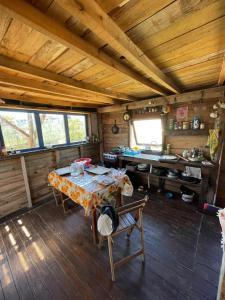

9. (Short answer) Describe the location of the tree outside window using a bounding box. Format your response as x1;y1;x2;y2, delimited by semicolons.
0;111;38;150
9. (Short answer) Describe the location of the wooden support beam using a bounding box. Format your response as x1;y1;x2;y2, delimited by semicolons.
57;0;180;94
218;55;225;86
20;156;32;208
0;102;97;113
0;73;113;104
0;86;100;108
98;86;225;113
0;54;136;102
0;0;167;96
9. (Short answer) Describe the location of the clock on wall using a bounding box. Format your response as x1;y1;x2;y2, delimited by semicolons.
123;111;130;122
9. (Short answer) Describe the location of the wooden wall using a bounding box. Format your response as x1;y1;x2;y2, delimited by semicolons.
101;101;216;155
164;101;216;156
101;112;129;152
0;158;27;218
100;91;221;203
0;143;100;219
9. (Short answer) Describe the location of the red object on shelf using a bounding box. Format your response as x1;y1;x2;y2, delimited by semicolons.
75;157;92;167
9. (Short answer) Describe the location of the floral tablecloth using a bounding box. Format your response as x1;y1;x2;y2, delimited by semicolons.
48;167;133;216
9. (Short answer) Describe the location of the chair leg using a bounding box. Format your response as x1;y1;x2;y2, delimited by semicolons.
52;188;60;206
98;234;104;249
139;210;145;263
107;236;115;281
126;225;135;240
62;198;68;214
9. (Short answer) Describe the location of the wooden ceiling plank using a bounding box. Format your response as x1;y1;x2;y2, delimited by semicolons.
46;49;85;74
218;55;225;86
0;73;114;104
57;0;179;94
0;54;136;101
0;10;12;42
144;17;225;68
162;50;225;73
0;0;167;95
29;39;67;69
132;0;224;51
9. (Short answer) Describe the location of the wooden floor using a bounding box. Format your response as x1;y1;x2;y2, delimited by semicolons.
0;192;222;300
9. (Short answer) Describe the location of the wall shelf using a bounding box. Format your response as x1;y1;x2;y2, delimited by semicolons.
165;129;208;136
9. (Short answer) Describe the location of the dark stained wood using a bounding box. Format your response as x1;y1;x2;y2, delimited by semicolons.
0;190;222;299
165;129;209;136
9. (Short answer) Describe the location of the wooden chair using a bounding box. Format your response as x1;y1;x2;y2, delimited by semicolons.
104;196;148;281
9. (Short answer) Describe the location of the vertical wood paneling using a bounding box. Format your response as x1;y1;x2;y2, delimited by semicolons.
0;143;100;218
101;112;129;152
0;158;27;218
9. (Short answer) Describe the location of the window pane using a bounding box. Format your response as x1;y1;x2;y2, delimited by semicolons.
40;113;66;146
0;111;38;150
133;119;162;147
68;115;87;143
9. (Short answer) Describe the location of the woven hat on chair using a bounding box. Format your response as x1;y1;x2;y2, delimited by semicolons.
97;205;119;236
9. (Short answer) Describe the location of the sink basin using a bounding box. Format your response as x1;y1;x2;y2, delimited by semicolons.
141;150;162;155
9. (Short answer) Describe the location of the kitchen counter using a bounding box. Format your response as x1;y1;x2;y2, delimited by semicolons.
118;154;215;209
119;153;214;171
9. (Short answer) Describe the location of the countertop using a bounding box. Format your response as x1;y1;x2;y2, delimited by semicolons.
118;153;215;170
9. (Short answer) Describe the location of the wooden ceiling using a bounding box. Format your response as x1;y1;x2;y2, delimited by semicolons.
0;0;224;109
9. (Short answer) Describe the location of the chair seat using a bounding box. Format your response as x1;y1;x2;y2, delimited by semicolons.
117;213;136;231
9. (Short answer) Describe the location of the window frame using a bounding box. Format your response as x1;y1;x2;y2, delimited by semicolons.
67;113;89;145
131;117;163;150
0;108;89;153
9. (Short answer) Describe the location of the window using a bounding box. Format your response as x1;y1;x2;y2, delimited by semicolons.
40;113;66;147
0;109;89;152
68;115;87;143
131;119;163;151
0;110;38;151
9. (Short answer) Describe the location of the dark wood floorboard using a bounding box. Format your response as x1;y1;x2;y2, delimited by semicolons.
0;191;222;300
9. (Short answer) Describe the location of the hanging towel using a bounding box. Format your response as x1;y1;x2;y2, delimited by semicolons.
207;129;220;160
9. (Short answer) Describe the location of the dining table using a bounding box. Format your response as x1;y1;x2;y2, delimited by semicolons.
48;166;133;244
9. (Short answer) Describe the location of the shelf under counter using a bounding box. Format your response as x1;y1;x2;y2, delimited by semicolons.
120;154;211;209
126;168;201;187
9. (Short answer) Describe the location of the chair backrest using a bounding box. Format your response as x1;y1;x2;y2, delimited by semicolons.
116;196;148;216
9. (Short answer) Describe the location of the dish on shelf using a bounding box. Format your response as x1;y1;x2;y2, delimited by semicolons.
161;155;177;160
167;174;178;179
137;164;149;171
182;193;194;202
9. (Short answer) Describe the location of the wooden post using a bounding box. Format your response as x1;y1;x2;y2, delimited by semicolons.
91;208;98;245
55;150;60;167
20;156;32;208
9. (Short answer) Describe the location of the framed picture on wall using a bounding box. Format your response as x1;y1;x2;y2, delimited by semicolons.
176;106;188;122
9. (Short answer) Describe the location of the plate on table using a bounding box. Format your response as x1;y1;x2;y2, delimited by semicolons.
94;175;115;186
55;166;71;176
87;166;110;175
